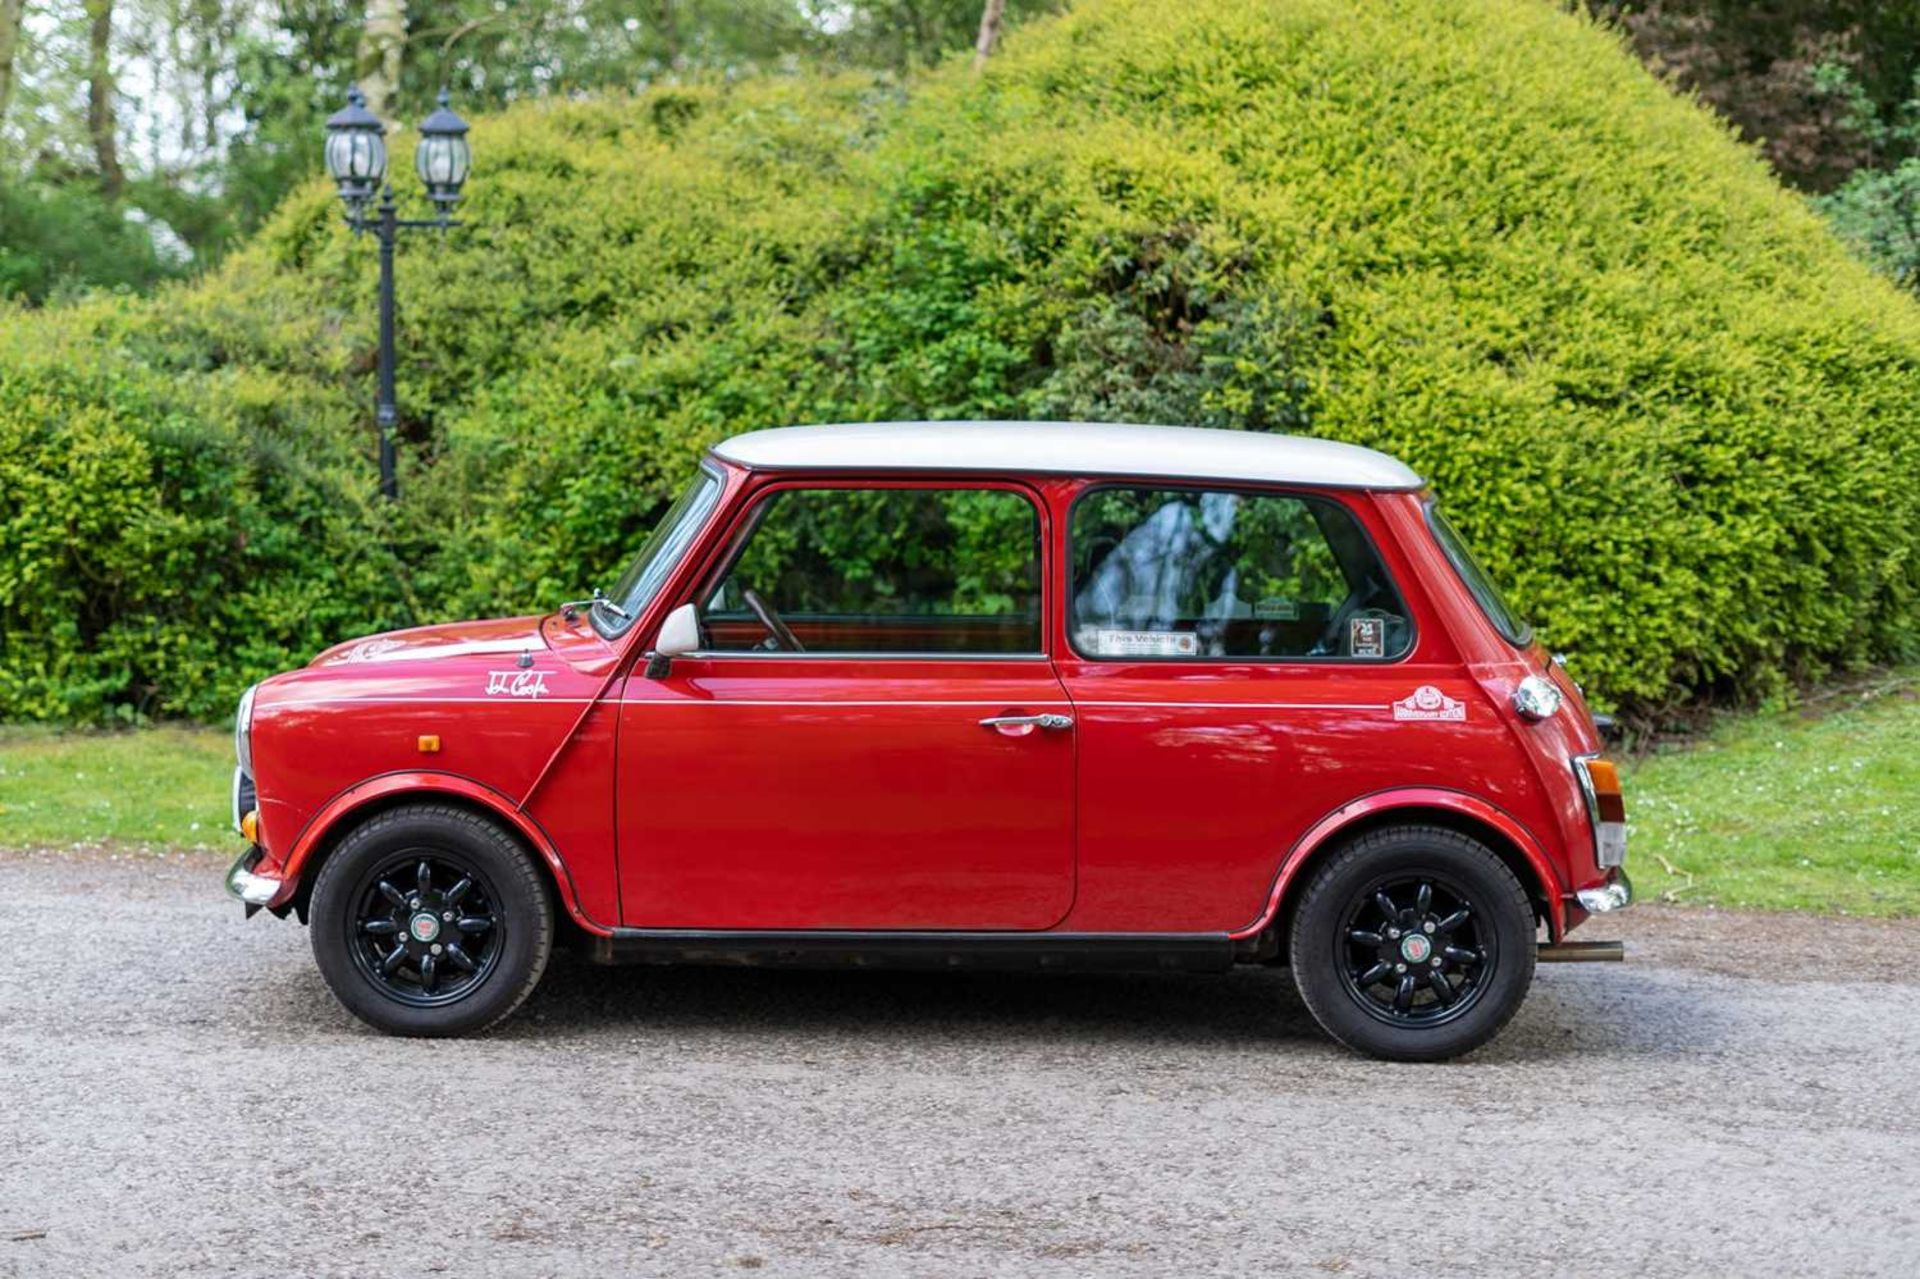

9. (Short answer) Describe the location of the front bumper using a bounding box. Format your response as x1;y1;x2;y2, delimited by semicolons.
1576;869;1633;914
225;846;284;912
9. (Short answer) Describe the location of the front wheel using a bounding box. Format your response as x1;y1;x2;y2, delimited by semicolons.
1288;825;1536;1061
310;804;554;1037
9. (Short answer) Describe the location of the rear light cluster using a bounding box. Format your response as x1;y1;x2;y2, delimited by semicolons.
1575;755;1627;868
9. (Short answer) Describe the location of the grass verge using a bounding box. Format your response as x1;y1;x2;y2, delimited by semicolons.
0;725;234;853
1625;673;1917;915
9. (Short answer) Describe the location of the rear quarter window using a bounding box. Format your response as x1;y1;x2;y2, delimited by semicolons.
1426;505;1532;646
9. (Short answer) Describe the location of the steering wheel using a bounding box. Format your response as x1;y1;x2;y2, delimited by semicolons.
742;588;806;653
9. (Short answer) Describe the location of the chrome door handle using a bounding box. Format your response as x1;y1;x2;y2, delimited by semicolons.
979;713;1074;732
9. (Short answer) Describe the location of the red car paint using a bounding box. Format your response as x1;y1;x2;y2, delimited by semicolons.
236;451;1616;947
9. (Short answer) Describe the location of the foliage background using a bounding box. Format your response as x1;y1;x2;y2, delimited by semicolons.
0;0;1065;303
2;0;1917;724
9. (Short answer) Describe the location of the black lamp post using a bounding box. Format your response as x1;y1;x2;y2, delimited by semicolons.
324;85;471;500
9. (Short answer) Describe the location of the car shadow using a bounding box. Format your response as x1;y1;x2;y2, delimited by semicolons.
499;951;1321;1051
473;949;1728;1061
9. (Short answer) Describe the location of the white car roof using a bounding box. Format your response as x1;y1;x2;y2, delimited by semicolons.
711;421;1423;491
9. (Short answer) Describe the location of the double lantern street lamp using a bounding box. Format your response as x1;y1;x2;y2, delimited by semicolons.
323;86;472;500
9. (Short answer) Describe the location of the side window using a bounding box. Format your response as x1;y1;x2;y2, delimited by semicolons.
1069;487;1412;661
703;487;1042;655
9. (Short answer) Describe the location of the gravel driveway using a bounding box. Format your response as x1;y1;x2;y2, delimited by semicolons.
2;848;1917;1278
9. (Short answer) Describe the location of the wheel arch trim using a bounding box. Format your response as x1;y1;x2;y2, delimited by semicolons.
275;770;612;936
1232;788;1567;944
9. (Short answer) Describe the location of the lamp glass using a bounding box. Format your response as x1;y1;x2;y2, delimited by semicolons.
414;132;471;191
325;127;386;185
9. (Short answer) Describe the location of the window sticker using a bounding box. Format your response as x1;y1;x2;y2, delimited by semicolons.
1091;629;1200;658
1254;597;1299;621
1393;684;1465;722
1349;616;1386;658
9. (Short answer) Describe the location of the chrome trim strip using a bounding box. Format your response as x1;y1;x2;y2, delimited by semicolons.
1075;700;1384;711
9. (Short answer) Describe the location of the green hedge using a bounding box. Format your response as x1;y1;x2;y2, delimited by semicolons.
2;0;1916;722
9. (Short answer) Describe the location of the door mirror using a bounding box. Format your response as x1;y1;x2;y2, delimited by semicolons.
645;602;700;678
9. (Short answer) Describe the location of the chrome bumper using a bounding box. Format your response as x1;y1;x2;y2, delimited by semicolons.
224;846;282;909
1576;869;1632;914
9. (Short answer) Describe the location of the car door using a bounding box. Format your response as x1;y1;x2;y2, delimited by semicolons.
1054;482;1471;933
615;478;1076;931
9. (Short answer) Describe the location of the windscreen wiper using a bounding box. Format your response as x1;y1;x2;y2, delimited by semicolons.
560;588;630;623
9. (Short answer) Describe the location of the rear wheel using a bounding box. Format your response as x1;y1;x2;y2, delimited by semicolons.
1288;825;1536;1061
310;804;553;1037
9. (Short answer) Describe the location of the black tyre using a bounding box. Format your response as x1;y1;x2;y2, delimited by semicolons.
310;804;554;1037
1288;825;1536;1062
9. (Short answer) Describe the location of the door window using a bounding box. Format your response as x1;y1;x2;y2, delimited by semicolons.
703;486;1042;654
1069;486;1412;660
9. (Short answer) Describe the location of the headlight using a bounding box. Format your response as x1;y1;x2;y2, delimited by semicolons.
234;683;258;776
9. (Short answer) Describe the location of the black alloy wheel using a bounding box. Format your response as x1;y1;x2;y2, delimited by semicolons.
310;804;553;1037
1337;873;1492;1027
1288;825;1537;1061
348;852;504;1007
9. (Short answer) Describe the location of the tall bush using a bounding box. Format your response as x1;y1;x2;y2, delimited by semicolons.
1;0;1915;722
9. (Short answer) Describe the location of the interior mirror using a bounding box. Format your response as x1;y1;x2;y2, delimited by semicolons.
645;602;700;678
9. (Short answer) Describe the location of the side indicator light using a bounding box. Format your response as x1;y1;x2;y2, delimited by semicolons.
239;809;261;845
418;734;441;754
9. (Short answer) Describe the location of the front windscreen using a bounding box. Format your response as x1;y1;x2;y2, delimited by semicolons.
592;466;724;638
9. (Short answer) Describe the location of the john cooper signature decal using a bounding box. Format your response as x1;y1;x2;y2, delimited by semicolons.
485;670;550;699
1392;684;1466;722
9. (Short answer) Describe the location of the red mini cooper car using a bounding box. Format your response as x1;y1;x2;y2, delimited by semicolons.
226;421;1629;1060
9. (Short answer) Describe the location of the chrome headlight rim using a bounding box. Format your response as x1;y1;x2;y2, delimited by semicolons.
234;683;258;777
